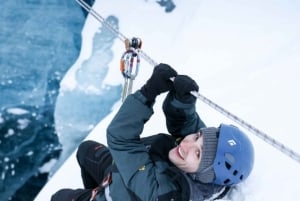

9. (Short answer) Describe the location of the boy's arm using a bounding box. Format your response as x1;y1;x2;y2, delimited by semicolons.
163;75;206;137
107;64;179;200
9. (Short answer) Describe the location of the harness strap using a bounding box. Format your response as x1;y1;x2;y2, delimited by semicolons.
88;173;112;201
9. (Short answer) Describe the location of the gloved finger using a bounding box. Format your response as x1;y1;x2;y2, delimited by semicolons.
155;63;177;80
174;75;199;93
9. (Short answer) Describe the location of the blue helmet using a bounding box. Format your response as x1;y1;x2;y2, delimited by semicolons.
213;124;254;186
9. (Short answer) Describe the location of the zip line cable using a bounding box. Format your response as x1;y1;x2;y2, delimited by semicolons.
75;0;300;164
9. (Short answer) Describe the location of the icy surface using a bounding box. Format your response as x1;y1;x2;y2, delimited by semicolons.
53;15;122;172
0;0;85;200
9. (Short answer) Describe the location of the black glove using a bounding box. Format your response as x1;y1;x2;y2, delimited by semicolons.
173;75;199;104
141;63;177;102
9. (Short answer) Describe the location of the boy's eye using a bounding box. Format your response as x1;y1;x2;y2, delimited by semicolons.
195;132;202;140
196;150;200;158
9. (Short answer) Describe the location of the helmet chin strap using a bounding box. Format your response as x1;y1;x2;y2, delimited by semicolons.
198;164;214;174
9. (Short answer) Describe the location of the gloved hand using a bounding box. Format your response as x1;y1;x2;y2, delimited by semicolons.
173;75;199;104
141;63;177;102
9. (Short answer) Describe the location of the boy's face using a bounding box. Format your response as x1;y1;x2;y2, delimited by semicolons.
168;132;203;173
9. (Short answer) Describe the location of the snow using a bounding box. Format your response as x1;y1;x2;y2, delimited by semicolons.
35;0;300;200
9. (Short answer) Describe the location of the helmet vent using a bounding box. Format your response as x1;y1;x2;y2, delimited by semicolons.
225;161;231;170
224;179;231;184
240;175;244;180
233;170;238;175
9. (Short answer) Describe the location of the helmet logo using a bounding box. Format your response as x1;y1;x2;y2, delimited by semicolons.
227;139;237;146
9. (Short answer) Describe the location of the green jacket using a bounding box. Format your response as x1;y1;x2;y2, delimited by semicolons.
104;90;220;201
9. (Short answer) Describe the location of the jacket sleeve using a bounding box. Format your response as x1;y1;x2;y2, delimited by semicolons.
162;91;206;137
106;91;178;201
